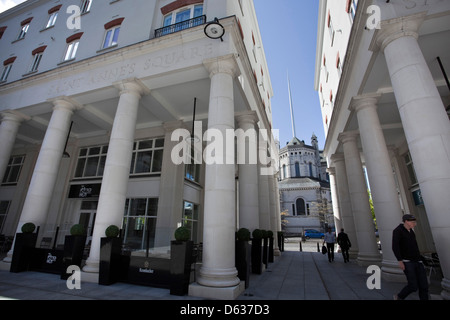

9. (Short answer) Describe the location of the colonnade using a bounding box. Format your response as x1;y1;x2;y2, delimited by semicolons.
327;13;450;298
0;54;280;299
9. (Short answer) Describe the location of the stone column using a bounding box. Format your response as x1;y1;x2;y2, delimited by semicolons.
258;129;271;231
0;111;30;182
83;80;148;273
14;99;78;232
350;94;404;280
338;132;381;266
330;153;358;258
191;55;242;300
236;111;259;232
155;120;186;247
374;13;450;298
327;167;343;234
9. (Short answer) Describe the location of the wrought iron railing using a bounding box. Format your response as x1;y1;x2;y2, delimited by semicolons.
154;15;206;38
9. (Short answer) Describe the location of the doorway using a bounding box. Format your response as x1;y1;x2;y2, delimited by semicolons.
78;200;97;244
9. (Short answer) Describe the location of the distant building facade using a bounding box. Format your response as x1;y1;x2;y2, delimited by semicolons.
278;134;332;235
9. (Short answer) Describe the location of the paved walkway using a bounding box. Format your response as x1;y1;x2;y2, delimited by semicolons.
0;244;443;301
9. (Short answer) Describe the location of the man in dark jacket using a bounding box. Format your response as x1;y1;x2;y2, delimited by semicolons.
337;228;351;263
392;214;429;300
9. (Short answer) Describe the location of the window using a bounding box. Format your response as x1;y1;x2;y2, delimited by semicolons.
80;0;92;14
64;40;79;61
183;201;199;242
404;152;418;185
64;33;83;61
122;198;158;251
0;57;15;82
29;46;46;73
130;138;164;175
45;5;62;28
295;198;306;216
101;18;124;49
295;162;300;177
185;143;201;183
2;155;25;185
0;201;11;233
0;26;6;39
74;145;108;178
17;18;32;40
160;4;203;35
102;25;120;49
328;14;335;46
347;0;358;23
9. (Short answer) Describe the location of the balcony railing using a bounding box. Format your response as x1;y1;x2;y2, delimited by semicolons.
155;15;206;38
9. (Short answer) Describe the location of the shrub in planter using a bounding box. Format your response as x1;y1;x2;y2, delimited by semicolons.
174;226;190;242
70;224;86;236
251;229;263;274
62;224;87;279
237;228;250;241
105;225;120;238
170;227;193;296
236;228;251;288
21;222;36;234
99;225;124;286
10;222;38;273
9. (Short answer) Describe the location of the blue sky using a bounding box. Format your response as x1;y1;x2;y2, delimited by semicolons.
254;0;324;149
0;0;325;149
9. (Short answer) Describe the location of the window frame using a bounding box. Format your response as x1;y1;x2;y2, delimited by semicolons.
17;23;29;40
64;39;80;61
102;25;121;49
80;0;92;14
163;4;203;27
46;11;59;29
2;155;25;185
130;138;165;176
0;63;12;82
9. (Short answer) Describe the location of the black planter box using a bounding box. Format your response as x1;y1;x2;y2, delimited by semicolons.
29;248;64;274
251;238;263;274
269;237;274;263
99;237;126;285
128;255;171;288
235;240;250;288
10;233;38;273
278;232;284;252
262;237;269;267
170;240;193;296
61;235;87;279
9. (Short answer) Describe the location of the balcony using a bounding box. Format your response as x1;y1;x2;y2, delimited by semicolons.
155;15;206;38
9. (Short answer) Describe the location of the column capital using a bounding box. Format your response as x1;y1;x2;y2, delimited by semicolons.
114;78;150;96
203;54;240;79
326;167;336;175
338;131;359;144
330;153;345;164
1;110;31;123
235;110;257;127
370;12;426;53
349;93;381;113
49;96;83;112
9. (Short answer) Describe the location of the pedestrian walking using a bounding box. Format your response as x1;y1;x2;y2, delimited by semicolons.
323;227;335;262
337;228;351;263
392;214;429;300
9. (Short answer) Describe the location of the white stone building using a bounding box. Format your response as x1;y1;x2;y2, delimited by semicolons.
315;0;450;298
278;134;333;235
0;0;280;299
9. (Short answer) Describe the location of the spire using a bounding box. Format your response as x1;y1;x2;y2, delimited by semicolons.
287;71;297;139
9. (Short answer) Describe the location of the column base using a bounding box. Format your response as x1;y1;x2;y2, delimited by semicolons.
381;261;406;282
356;253;382;267
80;270;99;283
189;281;245;300
82;259;100;274
274;248;281;256
441;278;450;300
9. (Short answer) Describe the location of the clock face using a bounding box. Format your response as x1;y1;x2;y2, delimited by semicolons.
204;22;225;40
